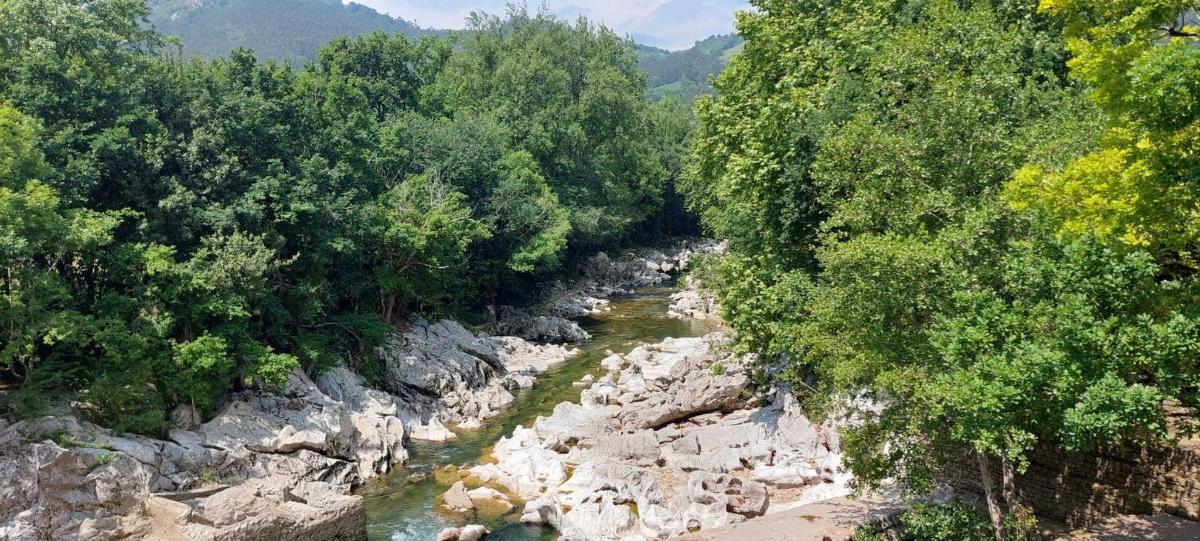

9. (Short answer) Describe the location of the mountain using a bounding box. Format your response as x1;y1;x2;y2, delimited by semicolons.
147;0;742;100
148;0;433;64
637;34;743;102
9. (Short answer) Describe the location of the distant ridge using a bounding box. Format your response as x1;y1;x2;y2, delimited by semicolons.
637;34;743;102
148;0;435;64
147;0;741;100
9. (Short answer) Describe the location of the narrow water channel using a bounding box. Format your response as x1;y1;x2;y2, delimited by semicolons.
358;285;715;541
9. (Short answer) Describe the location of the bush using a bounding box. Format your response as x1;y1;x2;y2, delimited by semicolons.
850;526;889;541
902;501;994;541
78;372;169;436
893;500;1038;541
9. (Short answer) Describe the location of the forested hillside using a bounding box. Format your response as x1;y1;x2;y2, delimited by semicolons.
145;0;742;100
0;0;690;435
637;34;743;101
683;0;1200;537
148;0;432;64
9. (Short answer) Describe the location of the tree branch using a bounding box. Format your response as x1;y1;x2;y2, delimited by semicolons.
1159;26;1200;38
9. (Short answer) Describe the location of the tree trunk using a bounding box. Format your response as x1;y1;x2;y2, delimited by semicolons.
382;294;396;325
1001;456;1017;513
977;452;1006;541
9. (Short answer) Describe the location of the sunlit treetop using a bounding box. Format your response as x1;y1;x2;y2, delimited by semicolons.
1008;0;1200;258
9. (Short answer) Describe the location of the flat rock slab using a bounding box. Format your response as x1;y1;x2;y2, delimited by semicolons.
671;497;900;541
1055;514;1200;541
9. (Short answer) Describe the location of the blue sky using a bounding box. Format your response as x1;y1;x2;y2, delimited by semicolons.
349;0;752;50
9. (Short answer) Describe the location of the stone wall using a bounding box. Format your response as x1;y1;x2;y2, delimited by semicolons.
952;442;1200;527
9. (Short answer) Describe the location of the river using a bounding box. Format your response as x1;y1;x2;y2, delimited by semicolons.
358;284;716;541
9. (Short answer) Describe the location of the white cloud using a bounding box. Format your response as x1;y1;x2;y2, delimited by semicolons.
347;0;750;50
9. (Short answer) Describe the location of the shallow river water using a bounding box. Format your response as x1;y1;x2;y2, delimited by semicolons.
359;285;716;541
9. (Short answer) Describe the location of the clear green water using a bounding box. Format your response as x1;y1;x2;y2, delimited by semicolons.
359;286;715;541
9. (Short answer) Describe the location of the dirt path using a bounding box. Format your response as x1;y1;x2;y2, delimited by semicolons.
1054;514;1200;541
672;497;901;541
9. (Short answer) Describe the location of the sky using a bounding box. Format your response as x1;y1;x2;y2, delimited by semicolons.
348;0;752;50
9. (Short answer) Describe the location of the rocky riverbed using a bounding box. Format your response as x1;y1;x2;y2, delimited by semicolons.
457;335;851;540
0;240;722;541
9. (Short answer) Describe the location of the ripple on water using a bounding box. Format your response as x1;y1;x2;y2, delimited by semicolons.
358;286;717;541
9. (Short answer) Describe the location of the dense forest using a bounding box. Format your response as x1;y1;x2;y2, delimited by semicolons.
148;0;432;65
145;0;739;102
5;0;1200;538
637;34;743;101
148;0;433;65
682;0;1200;537
0;0;691;435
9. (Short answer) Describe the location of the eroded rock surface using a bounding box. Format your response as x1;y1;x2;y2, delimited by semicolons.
669;276;721;322
544;239;724;320
0;412;369;540
377;318;581;435
0;241;731;540
490;313;591;344
468;333;851;540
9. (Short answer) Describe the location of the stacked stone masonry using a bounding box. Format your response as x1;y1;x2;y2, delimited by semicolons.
954;442;1200;527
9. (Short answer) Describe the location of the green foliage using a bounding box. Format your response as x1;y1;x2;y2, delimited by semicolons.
0;105;48;186
488;152;572;273
370;174;488;320
433;8;670;249
896;501;1038;541
1008;0;1200;258
167;335;234;414
849;526;888;541
901;501;995;541
79;370;170;436
682;0;1200;522
0;1;684;434
637;35;743;102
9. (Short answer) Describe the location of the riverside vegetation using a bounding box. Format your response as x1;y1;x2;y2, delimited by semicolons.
2;0;1200;540
0;0;696;435
681;0;1200;538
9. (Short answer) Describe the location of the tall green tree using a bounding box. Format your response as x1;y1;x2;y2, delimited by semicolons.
434;7;667;248
683;1;1200;538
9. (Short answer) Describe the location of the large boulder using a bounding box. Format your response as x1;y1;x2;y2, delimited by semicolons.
470;426;569;499
558;495;639;541
378;317;501;397
520;495;564;527
0;362;406;541
494;337;579;375
669;284;721;322
615;337;750;430
436;524;488;541
491;314;591;344
0;418;155;540
581;252;670;293
151;476;365;540
442;481;474;512
466;330;855;541
194;368;408;489
314;366;408;477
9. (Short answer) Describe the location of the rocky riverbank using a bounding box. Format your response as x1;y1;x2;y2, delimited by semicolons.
0;240;723;541
446;333;852;541
668;274;721;322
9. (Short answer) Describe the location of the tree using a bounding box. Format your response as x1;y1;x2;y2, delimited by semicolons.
0;0;677;436
0;105;126;389
682;1;1200;538
369;174;488;324
433;6;667;249
487;151;571;273
1008;0;1200;261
